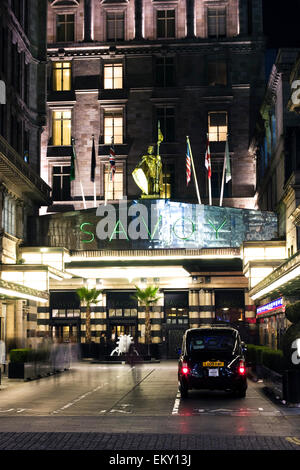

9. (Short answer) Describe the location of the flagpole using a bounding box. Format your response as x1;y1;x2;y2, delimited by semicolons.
187;136;201;205
207;133;212;206
219;144;226;207
111;136;115;200
105;162;110;205
72;138;87;209
94;180;97;207
219;135;230;207
92;135;97;208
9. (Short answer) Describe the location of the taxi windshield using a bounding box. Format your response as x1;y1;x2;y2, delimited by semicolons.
187;331;236;354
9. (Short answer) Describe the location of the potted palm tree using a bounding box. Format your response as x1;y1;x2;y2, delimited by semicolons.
131;285;161;359
76;287;102;356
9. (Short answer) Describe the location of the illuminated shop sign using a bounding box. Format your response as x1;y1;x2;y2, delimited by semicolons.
256;297;284;316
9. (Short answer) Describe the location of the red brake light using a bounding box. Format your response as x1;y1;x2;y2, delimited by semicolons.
238;361;246;375
182;362;189;375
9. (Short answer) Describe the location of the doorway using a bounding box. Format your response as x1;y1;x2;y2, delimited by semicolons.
214;289;245;323
51;324;79;343
109;324;137;343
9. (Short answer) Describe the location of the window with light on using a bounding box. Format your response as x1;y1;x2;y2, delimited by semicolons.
104;111;123;144
208;111;228;142
52;110;72;146
104;63;123;89
104;166;123;200
53;62;71;91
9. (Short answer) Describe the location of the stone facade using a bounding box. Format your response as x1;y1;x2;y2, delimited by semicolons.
41;0;265;213
0;0;51;352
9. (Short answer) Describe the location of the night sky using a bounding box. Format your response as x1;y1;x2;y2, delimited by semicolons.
263;0;300;47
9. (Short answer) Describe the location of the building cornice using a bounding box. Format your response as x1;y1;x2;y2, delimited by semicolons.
47;38;264;59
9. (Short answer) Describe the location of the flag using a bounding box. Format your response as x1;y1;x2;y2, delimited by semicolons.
158;120;164;143
70;137;76;181
205;135;211;179
225;138;231;183
186;140;191;185
109;137;116;182
90;136;96;182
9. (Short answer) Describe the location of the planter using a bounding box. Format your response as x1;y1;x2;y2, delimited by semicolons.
8;362;36;380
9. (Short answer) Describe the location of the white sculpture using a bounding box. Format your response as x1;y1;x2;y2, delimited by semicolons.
110;334;139;356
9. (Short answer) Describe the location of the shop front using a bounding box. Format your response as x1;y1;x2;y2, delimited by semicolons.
256;297;287;349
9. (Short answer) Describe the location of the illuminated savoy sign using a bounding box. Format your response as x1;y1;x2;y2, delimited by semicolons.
256;297;284;316
76;199;278;250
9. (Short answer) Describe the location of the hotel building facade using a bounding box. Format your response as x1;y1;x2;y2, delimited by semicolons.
1;0;294;359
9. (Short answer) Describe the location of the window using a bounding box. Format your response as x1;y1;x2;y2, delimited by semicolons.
104;110;123;144
107;291;138;316
104;63;123;89
156;107;175;142
52;110;71;146
53;62;72;91
56;14;75;42
208;112;227;142
52;166;71;201
155;57;175;87
157;10;175;38
160;165;173;198
52;309;80;318
207;7;226;38
2;196;16;236
104;165;123;200
207;59;227;86
106;12;124;41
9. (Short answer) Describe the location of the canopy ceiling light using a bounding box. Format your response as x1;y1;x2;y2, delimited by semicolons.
251;265;300;300
66;266;190;279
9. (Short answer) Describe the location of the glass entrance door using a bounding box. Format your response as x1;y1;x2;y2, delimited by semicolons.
110;324;136;343
51;324;78;343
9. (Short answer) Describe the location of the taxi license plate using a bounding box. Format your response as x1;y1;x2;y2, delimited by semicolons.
209;369;219;377
203;361;224;367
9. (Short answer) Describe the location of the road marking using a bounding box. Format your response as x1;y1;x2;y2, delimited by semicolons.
286;437;300;446
172;391;181;415
51;383;105;414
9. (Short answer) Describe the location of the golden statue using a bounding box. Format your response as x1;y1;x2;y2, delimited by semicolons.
132;145;163;197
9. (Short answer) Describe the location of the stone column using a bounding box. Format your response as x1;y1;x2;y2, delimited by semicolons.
134;0;143;40
199;289;213;326
186;0;195;38
152;293;164;345
15;300;25;348
84;0;93;42
189;289;199;328
244;288;257;338
6;302;15;350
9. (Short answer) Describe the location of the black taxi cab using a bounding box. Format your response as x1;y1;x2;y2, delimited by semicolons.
178;326;247;398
